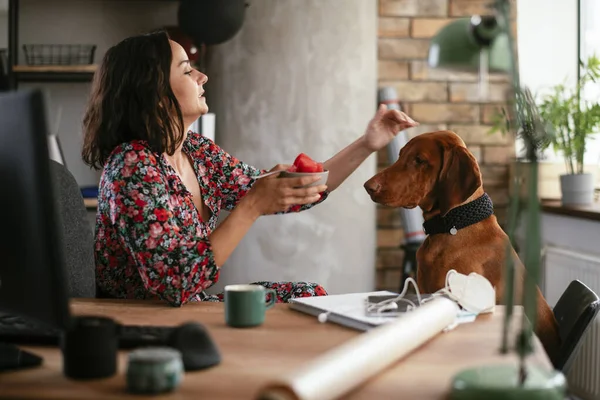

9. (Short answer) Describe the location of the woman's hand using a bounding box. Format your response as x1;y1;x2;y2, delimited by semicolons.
362;104;419;152
268;163;292;172
240;167;327;217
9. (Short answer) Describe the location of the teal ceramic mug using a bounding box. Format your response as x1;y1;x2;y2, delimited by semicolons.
224;284;276;328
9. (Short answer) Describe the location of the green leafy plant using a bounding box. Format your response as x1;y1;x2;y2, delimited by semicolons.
489;86;553;163
537;55;600;174
490;55;600;173
490;56;600;174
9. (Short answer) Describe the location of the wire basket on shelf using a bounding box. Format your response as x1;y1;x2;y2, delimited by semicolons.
23;44;96;66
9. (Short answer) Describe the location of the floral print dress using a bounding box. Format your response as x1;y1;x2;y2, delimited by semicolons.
94;132;328;306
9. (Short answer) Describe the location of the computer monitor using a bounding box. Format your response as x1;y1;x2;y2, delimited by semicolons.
0;89;71;331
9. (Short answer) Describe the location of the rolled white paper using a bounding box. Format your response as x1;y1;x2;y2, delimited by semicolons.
255;297;459;400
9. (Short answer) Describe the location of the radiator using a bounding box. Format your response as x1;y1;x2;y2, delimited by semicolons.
544;245;600;400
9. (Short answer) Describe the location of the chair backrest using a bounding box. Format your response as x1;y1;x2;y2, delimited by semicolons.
0;49;7;91
49;160;96;298
552;279;600;372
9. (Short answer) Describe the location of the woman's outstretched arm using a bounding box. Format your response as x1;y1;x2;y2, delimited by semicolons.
323;105;418;192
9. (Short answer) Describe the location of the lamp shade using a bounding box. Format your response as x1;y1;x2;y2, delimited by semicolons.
177;0;247;46
428;17;511;73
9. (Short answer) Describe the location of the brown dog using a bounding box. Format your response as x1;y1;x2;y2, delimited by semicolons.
364;130;560;364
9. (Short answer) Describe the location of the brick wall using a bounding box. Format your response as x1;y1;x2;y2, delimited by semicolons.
376;0;517;291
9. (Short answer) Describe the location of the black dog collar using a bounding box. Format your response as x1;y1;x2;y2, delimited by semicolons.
423;193;494;236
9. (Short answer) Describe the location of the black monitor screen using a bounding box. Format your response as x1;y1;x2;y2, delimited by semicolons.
0;89;70;330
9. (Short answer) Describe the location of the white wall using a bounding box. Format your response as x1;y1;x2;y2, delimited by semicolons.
205;0;378;295
0;0;178;186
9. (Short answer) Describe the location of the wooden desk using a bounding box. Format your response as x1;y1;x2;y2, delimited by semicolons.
0;300;552;400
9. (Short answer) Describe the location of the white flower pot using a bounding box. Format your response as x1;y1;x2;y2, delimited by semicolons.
560;173;595;206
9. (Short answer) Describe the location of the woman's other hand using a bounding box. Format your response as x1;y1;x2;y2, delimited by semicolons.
362;104;419;152
240;168;327;217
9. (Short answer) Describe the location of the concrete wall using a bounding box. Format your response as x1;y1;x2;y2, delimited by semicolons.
205;0;378;295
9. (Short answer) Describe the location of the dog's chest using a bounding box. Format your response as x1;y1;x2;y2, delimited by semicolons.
415;239;457;292
417;237;459;267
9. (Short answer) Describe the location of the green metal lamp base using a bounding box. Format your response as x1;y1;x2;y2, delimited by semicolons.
450;364;567;400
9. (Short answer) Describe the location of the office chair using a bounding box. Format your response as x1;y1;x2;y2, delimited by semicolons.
0;49;7;91
552;279;600;373
49;160;96;298
47;134;67;167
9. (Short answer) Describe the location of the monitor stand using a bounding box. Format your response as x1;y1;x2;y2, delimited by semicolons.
0;342;43;372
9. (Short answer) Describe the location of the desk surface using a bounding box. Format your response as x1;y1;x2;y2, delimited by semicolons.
0;299;552;400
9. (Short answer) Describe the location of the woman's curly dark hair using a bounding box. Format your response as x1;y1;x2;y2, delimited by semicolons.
82;30;184;170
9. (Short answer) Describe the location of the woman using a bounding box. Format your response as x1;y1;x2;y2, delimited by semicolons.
82;31;418;307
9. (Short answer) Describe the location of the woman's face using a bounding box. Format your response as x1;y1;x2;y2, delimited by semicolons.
169;40;208;126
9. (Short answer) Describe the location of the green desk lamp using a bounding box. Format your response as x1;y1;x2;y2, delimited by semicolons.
428;1;567;399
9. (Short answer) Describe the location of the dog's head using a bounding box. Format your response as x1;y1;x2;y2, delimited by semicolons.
364;130;482;216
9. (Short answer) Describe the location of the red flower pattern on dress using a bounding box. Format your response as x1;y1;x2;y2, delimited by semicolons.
95;132;328;306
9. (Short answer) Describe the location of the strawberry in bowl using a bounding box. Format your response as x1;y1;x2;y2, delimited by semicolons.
282;153;328;188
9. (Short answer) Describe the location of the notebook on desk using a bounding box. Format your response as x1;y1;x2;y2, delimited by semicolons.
288;291;400;331
288;291;478;332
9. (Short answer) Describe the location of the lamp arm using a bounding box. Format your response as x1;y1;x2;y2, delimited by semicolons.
494;0;541;384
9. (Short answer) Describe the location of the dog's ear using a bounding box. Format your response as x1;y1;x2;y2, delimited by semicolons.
437;146;481;216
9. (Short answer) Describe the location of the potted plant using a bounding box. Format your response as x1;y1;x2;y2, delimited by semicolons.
537;55;600;205
489;86;553;205
490;55;600;206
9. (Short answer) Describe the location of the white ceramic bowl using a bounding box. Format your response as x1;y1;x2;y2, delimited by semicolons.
279;170;329;188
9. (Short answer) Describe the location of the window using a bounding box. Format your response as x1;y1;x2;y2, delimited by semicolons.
581;0;600;103
517;0;600;165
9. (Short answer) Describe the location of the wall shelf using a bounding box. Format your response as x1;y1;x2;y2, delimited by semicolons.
13;65;97;83
5;0;102;87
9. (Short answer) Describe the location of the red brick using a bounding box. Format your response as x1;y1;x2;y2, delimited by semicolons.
411;18;453;38
449;124;510;145
376;270;387;289
377;206;403;228
380;0;448;17
378;228;404;248
408;123;448;138
410;60;510;82
377;248;405;269
380;80;448;102
486;187;510;207
480;165;509;187
411;103;479;124
378;17;410;37
449;0;517;18
384;270;402;289
378;60;410;80
378;38;430;60
449;83;511;103
481;104;508;125
482;145;515;164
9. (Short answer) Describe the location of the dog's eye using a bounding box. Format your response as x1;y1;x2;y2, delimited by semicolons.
415;156;427;165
